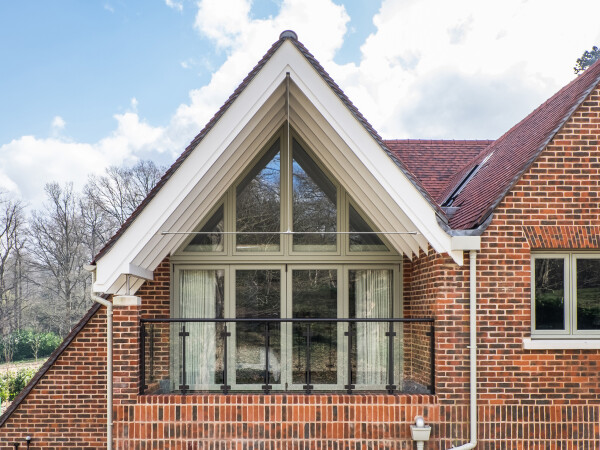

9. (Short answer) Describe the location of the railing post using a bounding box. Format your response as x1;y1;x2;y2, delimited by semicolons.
262;321;272;394
140;321;146;395
344;321;355;394
385;320;397;394
303;323;313;394
430;322;435;395
179;323;189;394
149;324;155;383
221;324;231;394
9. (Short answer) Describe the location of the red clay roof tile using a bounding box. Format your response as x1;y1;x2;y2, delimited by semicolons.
384;140;493;201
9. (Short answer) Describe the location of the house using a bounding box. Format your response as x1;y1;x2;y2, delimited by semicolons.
1;30;600;448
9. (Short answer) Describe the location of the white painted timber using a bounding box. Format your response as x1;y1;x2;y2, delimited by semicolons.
94;40;460;293
451;236;481;251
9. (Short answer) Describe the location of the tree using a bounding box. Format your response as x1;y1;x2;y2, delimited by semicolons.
0;192;26;347
84;160;165;228
574;46;600;74
28;183;89;336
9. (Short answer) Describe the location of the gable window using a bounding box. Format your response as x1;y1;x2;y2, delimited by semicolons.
162;128;424;393
532;253;600;337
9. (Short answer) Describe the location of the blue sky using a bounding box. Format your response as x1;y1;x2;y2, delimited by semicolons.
1;0;600;208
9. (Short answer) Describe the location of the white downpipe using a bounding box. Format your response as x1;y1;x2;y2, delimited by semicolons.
88;268;113;450
450;249;478;450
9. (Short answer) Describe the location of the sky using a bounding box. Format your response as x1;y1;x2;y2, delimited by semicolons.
1;0;600;210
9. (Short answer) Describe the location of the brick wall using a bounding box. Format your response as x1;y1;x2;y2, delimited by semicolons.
0;306;107;449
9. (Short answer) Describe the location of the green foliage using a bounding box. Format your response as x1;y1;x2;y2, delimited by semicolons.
0;367;37;403
0;330;62;363
574;46;600;74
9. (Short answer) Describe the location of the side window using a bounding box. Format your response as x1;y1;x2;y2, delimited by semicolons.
532;254;600;337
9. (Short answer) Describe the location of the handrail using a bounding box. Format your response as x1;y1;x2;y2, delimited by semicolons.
141;317;434;323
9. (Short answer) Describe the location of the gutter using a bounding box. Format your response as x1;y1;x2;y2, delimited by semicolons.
85;265;113;450
449;249;478;450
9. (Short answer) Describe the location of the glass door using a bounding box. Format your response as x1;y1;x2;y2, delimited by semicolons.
231;267;284;390
286;266;342;390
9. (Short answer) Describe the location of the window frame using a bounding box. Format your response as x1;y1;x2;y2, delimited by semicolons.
531;252;600;339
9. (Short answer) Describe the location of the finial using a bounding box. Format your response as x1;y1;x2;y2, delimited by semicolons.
279;30;298;40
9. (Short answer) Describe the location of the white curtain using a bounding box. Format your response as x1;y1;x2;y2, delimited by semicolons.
179;270;216;387
355;269;392;385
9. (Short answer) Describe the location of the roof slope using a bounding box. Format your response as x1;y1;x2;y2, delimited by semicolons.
93;32;440;264
439;58;600;229
385;139;493;201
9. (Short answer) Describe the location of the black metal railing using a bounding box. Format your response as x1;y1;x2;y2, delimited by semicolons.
140;317;435;396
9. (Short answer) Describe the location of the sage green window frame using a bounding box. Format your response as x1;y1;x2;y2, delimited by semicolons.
178;127;397;259
171;263;402;392
532;252;600;339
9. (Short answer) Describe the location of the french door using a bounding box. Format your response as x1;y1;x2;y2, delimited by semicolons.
175;264;400;391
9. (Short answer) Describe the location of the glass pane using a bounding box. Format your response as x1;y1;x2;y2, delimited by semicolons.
235;270;281;384
576;258;600;330
349;204;388;252
184;205;224;252
178;270;225;388
534;258;565;330
236;140;281;252
292;269;337;385
292;140;337;252
349;269;392;386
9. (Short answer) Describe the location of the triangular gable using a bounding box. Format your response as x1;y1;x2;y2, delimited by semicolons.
93;31;466;294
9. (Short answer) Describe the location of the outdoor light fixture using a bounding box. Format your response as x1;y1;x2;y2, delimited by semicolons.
25;436;32;449
410;416;432;450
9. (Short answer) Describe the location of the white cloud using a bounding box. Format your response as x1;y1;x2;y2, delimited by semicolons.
4;0;600;209
51;116;66;134
104;3;114;13
335;0;600;139
165;0;183;12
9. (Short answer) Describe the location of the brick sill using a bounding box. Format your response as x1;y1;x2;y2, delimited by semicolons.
523;338;600;350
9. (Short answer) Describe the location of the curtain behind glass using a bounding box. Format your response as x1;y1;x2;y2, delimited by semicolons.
179;270;220;387
353;269;392;385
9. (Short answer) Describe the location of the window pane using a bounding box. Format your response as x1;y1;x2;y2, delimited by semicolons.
534;258;565;330
292;269;337;385
235;270;281;384
349;204;388;252
236;141;281;252
349;269;392;385
178;270;225;388
184;205;224;252
292;140;337;252
576;258;600;330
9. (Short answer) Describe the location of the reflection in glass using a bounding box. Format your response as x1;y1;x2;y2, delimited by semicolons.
576;258;600;330
235;270;281;384
535;259;565;330
349;269;392;385
236;141;281;252
292;270;337;385
184;205;224;252
349;204;388;252
178;270;225;388
292;140;337;251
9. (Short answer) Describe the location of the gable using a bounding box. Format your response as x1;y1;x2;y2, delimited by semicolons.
92;32;469;294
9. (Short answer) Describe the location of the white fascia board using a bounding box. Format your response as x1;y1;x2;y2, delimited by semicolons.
280;44;457;263
95;45;296;291
96;40;460;291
